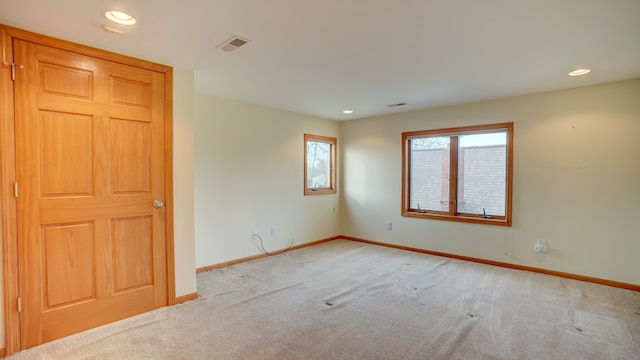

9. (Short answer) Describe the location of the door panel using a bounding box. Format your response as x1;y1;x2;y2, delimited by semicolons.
42;223;95;309
110;119;150;194
112;216;153;292
40;62;94;100
40;112;94;197
111;76;151;108
14;39;167;349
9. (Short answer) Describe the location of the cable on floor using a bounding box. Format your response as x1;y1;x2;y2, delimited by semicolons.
254;233;294;256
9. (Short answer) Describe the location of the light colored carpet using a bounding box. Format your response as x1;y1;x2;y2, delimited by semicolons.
6;240;640;359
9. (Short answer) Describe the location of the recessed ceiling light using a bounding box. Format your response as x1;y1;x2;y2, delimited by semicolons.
101;25;125;35
342;110;354;114
568;68;591;77
105;10;136;25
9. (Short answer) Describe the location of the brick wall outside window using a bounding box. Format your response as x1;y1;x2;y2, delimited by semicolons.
410;144;506;215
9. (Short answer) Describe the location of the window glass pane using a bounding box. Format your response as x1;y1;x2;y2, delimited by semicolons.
457;132;507;216
306;141;330;189
410;136;450;212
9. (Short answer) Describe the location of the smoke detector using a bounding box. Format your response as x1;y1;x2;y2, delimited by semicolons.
217;36;251;52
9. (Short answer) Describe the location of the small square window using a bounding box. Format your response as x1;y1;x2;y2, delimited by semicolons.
304;134;336;195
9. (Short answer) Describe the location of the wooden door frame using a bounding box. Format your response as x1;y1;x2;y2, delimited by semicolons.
0;25;176;355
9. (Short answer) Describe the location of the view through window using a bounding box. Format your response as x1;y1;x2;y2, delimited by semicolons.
304;134;336;195
402;123;513;226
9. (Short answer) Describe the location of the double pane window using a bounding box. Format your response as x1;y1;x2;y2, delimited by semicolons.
402;123;513;226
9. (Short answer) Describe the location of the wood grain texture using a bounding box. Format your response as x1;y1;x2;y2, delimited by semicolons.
0;26;22;355
110;120;151;194
14;39;167;346
40;112;94;197
111;76;151;108
40;62;93;100
0;24;175;355
1;25;173;351
175;292;198;304
112;217;153;292
43;223;95;309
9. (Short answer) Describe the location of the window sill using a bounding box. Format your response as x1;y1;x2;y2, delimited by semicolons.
304;188;336;195
402;211;511;227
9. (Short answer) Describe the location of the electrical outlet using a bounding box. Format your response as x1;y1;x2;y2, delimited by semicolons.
271;227;276;237
534;239;548;253
386;222;392;230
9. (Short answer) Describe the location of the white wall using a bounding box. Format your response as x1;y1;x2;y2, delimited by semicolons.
194;94;340;268
172;67;197;297
340;78;640;285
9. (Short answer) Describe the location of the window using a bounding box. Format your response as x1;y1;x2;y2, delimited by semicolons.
304;134;337;195
402;123;513;226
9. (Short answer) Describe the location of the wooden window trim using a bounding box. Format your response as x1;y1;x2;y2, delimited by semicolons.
304;134;337;195
402;122;513;226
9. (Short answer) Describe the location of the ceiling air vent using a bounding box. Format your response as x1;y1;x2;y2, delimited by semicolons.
386;102;406;108
217;35;251;52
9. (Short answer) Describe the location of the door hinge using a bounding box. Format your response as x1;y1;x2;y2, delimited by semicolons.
14;182;18;198
3;62;24;81
17;297;21;313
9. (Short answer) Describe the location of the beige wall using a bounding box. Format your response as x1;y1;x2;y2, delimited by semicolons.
194;95;340;268
340;78;640;285
172;67;197;297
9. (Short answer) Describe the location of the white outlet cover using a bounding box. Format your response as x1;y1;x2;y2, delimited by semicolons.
534;244;548;253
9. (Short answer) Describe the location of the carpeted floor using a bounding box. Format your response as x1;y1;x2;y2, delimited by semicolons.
6;240;640;359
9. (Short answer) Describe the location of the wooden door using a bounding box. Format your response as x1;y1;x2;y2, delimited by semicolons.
14;39;168;349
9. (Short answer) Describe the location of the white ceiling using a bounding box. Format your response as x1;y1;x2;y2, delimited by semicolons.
1;0;639;120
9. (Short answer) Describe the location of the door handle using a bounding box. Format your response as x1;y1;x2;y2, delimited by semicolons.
153;200;165;209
